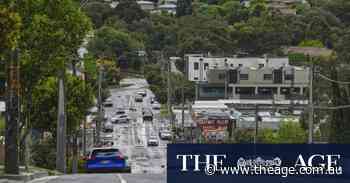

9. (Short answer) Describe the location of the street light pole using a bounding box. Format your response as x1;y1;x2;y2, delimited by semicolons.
56;67;66;173
254;104;259;144
224;59;228;99
96;65;103;146
167;59;174;140
308;63;314;144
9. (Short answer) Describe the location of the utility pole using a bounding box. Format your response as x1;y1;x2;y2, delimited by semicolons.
308;64;314;144
56;67;66;173
224;60;228;99
254;104;259;144
82;66;87;156
71;56;79;174
5;49;20;174
181;84;185;136
167;58;174;140
96;65;103;146
195;83;198;100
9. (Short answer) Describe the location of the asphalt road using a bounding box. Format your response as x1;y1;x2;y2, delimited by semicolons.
31;78;167;183
30;174;166;183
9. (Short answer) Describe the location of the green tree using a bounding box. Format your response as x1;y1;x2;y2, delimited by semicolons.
234;129;254;143
259;121;307;143
0;5;21;56
31;75;94;134
88;26;143;60
298;40;324;48
323;0;350;26
328;30;350;143
147;14;177;56
229;14;291;55
258;128;279;143
249;0;267;17
277;121;307;143
221;1;249;24
177;15;233;55
115;0;147;24
15;0;92;92
83;1;113;28
176;0;193;17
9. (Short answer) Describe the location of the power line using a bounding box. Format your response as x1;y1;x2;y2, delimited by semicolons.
318;73;350;85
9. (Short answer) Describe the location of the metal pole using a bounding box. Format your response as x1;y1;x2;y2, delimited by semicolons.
167;59;171;116
167;59;174;140
5;49;20;174
195;82;198;100
56;68;66;173
254;104;259;144
308;64;314;144
181;56;186;137
82;68;87;155
225;61;228;99
181;86;185;136
71;57;79;174
96;65;103;145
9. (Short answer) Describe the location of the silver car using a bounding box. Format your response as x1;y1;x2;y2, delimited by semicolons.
111;115;130;124
147;136;159;146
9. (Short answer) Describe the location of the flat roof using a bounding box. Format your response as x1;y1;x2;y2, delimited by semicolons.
219;99;308;105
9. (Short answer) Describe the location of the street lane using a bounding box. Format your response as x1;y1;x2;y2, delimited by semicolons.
105;78;168;174
32;174;166;183
29;78;168;183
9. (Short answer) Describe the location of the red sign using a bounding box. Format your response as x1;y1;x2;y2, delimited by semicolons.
197;119;230;128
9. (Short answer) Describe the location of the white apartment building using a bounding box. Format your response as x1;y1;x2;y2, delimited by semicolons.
137;1;155;11
185;55;309;100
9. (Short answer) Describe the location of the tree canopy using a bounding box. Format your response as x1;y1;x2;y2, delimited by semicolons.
0;5;21;55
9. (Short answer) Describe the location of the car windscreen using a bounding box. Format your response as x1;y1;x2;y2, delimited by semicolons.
92;149;119;158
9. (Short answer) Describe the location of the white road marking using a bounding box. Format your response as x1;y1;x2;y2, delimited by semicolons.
117;174;127;183
27;176;59;183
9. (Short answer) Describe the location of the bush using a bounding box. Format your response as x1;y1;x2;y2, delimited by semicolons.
31;139;56;170
67;158;87;173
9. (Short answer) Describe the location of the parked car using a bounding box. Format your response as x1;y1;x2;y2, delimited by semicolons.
142;109;153;121
85;148;130;173
152;103;161;110
136;90;147;97
135;95;143;102
103;98;113;107
115;109;127;115
147;136;159;146
102;127;113;133
129;107;137;112
101;133;113;141
111;115;130;124
159;130;172;140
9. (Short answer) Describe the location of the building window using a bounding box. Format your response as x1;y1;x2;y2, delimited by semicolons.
238;64;243;67
263;74;272;80
218;73;226;80
230;64;234;67
240;74;249;80
259;64;264;68
285;74;294;80
204;63;209;70
194;62;199;70
194;77;198;80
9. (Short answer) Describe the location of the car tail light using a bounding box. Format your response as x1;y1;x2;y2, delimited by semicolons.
116;154;124;160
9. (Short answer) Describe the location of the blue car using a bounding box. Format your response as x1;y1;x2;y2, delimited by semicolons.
85;148;131;173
